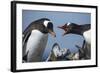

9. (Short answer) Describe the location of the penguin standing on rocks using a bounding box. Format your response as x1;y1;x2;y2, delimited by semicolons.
23;18;56;62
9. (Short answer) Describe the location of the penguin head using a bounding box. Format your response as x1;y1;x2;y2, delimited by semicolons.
43;19;56;37
52;43;62;57
30;18;56;37
58;22;82;36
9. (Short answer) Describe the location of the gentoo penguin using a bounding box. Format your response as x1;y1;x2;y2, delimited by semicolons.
46;43;71;61
23;18;56;62
46;43;61;61
58;22;91;59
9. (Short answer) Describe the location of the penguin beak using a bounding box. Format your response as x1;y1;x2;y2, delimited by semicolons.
58;25;68;36
48;30;56;37
58;24;68;31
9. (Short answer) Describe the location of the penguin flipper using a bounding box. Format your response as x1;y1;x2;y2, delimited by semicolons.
23;51;29;62
23;54;27;61
22;31;31;59
23;31;31;44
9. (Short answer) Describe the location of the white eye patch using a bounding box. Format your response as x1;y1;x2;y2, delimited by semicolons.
67;22;71;26
43;20;52;27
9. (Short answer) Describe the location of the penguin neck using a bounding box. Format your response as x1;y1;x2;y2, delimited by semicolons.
71;24;91;36
79;24;90;33
31;23;49;34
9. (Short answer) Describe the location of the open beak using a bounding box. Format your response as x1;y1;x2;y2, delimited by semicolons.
48;30;56;37
58;25;68;36
58;26;64;29
58;25;68;31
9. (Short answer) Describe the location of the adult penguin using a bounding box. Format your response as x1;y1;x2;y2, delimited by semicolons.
23;18;56;62
58;22;91;59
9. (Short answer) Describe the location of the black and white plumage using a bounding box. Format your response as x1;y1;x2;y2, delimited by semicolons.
75;44;86;60
23;18;56;62
46;43;71;61
58;22;91;59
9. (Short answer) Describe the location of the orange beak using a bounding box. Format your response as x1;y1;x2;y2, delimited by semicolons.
48;30;56;37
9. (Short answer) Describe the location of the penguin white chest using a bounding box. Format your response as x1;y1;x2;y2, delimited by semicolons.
83;30;91;45
26;30;48;62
